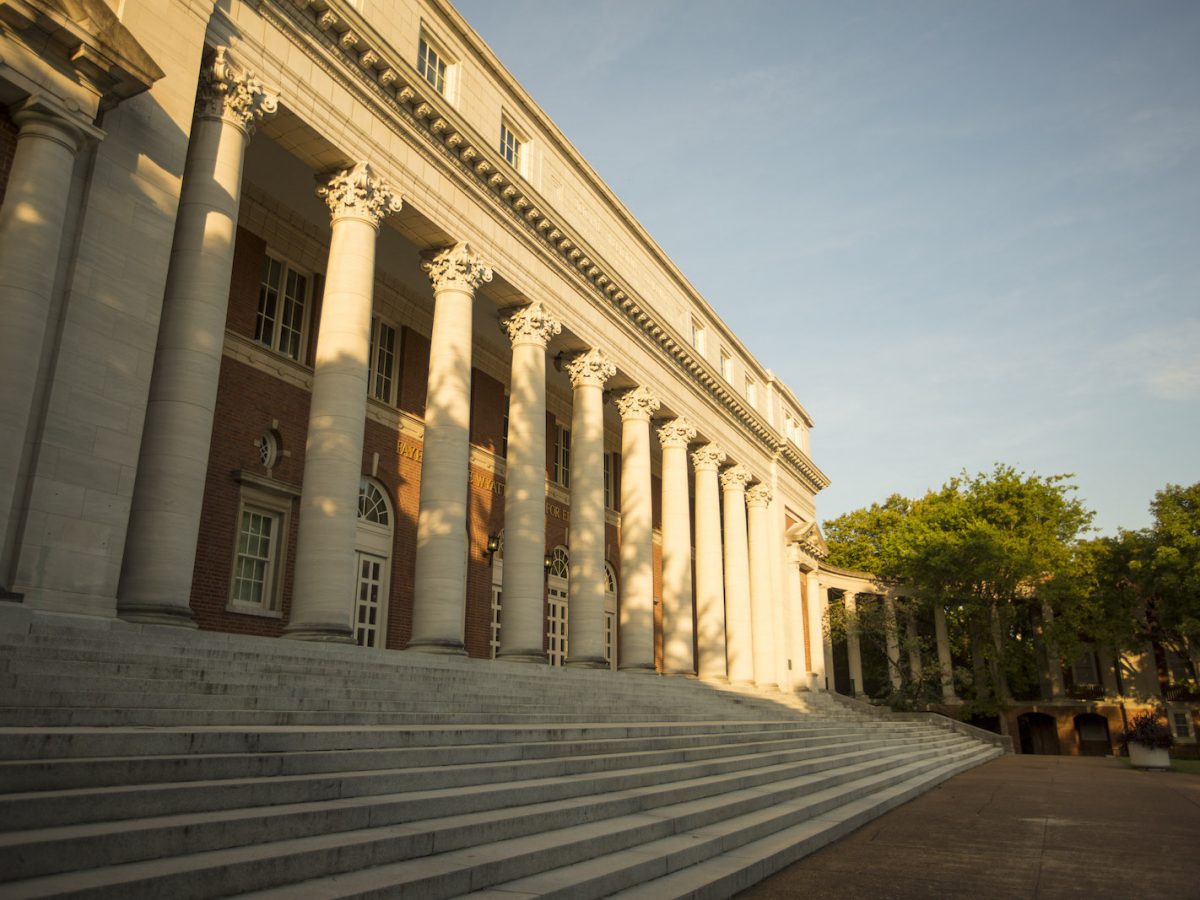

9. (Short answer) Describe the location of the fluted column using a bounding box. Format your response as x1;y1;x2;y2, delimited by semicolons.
933;603;958;702
0;97;89;589
806;570;830;690
657;418;697;676
746;483;776;690
119;50;277;624
615;387;661;672
285;163;401;642
564;349;615;667
768;491;791;691
786;547;809;690
844;590;865;696
884;593;903;690
497;303;561;662
720;465;754;684
691;444;727;681
409;243;492;652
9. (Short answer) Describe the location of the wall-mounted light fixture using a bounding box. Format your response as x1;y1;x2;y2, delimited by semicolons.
486;533;501;558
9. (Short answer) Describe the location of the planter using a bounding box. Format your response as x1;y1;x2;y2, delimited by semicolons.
1128;741;1171;770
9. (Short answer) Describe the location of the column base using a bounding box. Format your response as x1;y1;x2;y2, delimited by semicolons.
0;587;24;602
282;624;355;644
755;681;778;692
406;638;467;656
618;663;657;674
565;655;609;669
664;670;697;678
116;603;197;629
496;648;548;664
699;674;729;685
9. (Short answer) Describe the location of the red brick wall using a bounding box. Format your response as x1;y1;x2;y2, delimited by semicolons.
398;328;429;417
0;106;17;208
191;358;310;635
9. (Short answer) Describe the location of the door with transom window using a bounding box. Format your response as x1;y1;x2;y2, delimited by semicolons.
353;479;393;649
546;546;569;666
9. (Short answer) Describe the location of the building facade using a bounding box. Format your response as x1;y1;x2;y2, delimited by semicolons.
0;0;833;687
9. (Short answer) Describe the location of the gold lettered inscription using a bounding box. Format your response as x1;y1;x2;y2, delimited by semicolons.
397;439;424;462
469;469;505;496
546;502;568;520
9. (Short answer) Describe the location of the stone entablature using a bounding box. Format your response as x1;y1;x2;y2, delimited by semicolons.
250;0;826;495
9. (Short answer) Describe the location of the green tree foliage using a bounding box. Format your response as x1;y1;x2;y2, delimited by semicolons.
823;465;1097;713
1094;482;1200;693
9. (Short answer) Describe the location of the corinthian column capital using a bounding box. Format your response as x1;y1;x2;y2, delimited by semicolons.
656;417;697;449
564;348;615;388
614;385;661;421
691;443;726;472
195;47;279;135
720;464;753;491
746;483;773;507
317;161;402;226
500;302;561;347
422;242;493;293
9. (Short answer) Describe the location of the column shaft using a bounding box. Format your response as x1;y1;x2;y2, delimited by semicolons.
692;445;727;680
721;467;753;684
0;102;84;588
746;484;776;690
497;304;559;661
907;617;924;682
409;244;491;652
884;594;903;690
659;419;696;675
287;163;399;641
844;590;865;696
768;492;791;690
120;55;278;622
806;571;830;690
564;350;613;667
934;603;958;702
616;388;659;672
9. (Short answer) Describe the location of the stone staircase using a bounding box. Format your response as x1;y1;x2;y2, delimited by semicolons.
0;606;1003;898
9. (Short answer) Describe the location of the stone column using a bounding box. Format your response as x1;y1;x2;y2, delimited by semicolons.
746;483;776;690
497;303;561;662
786;547;809;690
768;491;792;691
907;615;924;683
615;387;660;672
0;98;91;589
117;50;277;624
657;418;697;676
284;163;401;642
720;465;754;684
408;243;492;653
933;603;958;702
563;349;615;667
691;443;727;681
1041;601;1066;700
884;593;903;690
844;590;865;697
806;570;830;690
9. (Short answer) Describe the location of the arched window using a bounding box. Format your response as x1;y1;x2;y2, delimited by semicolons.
547;546;569;666
604;562;618;670
358;479;390;526
548;546;569;580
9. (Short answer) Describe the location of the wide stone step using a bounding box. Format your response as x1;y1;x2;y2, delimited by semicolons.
1;730;959;832
0;739;978;897
0;724;884;792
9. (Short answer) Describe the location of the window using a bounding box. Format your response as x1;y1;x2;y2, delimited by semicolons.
228;487;291;616
745;377;757;409
554;423;570;488
500;120;525;173
354;479;393;650
720;349;733;382
417;35;448;95
603;452;617;510
256;254;309;362
368;317;398;404
1171;710;1193;739
691;319;706;355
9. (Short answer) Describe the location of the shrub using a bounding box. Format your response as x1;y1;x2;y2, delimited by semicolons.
1122;710;1174;750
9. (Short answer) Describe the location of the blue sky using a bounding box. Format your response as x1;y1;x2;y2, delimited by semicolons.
453;0;1200;535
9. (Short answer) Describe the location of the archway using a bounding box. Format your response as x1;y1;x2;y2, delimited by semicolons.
1018;712;1060;755
353;478;393;649
604;562;618;671
1074;712;1112;757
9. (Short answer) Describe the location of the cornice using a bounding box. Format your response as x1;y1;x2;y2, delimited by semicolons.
262;0;828;496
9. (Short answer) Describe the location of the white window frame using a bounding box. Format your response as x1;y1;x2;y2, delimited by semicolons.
417;32;453;99
691;319;706;356
500;118;527;176
354;478;393;651
603;451;617;511
554;423;571;488
1170;707;1194;741
745;377;758;409
720;349;733;382
500;392;510;458
227;486;291;617
368;316;399;405
256;252;311;363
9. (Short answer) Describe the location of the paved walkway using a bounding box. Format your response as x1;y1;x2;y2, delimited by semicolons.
739;755;1200;899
